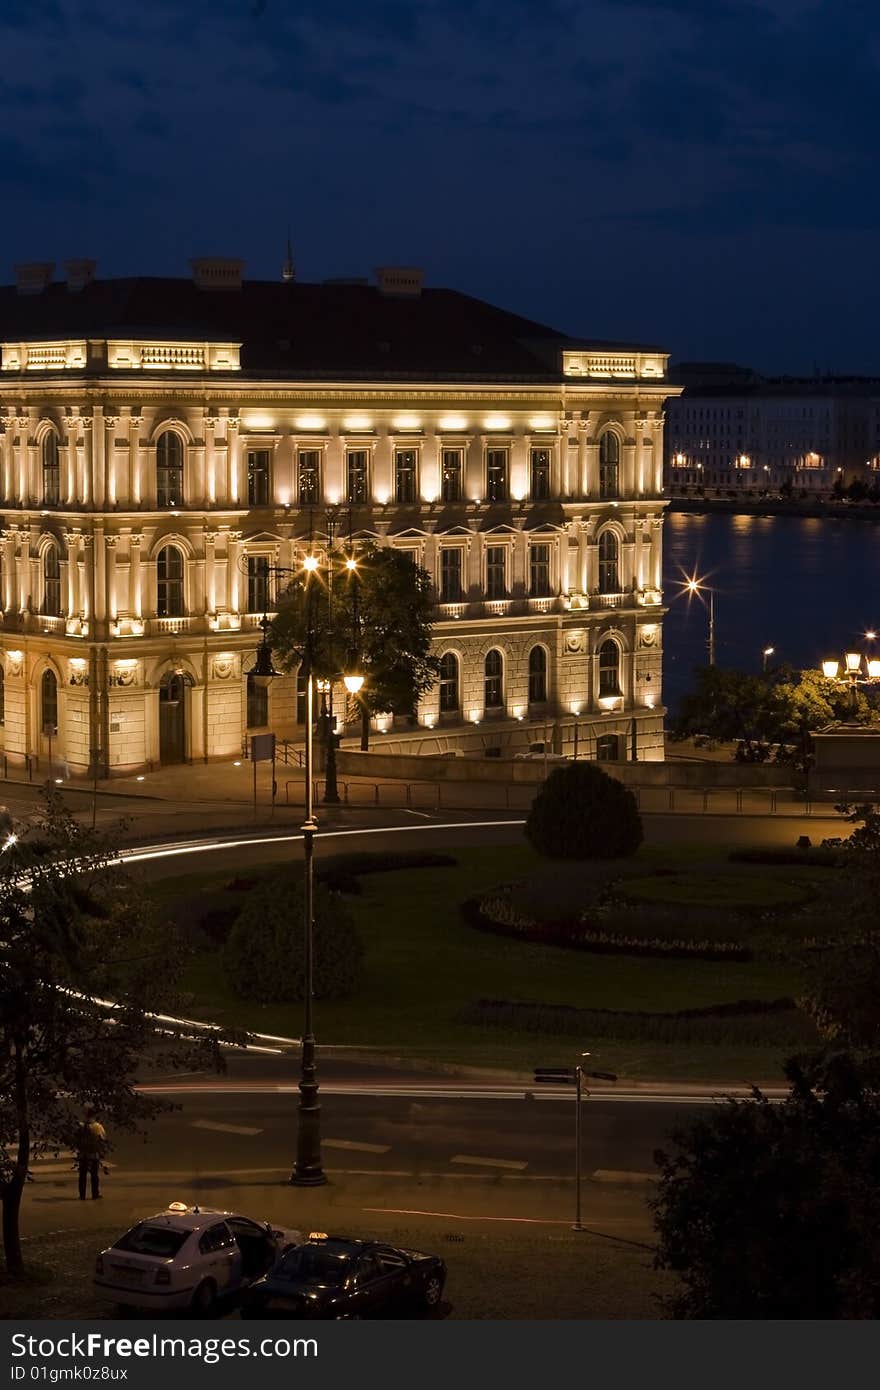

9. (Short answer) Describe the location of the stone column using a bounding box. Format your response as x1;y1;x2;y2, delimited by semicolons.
92;407;105;508
81;416;93;507
104;415;119;506
93;525;106;632
227;417;240;504
129;534;143;619
205;531;216;615
105;534;118;624
204;415;217;505
64;528;79;620
80;534;93;629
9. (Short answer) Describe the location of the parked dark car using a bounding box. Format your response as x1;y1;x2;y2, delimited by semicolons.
240;1233;446;1319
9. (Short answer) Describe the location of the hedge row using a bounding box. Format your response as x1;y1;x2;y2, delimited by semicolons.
461;896;752;961
316;850;457;894
459;996;820;1047
728;847;842;868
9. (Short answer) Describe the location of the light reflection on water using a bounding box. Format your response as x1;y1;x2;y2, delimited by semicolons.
662;511;880;713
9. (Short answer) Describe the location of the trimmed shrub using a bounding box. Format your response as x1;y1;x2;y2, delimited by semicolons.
459;997;820;1047
525;763;643;860
461;896;752;961
223;871;363;1003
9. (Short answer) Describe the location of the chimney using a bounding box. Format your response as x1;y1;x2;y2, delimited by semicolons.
375;266;424;297
65;258;97;292
190;257;245;291
14;262;54;295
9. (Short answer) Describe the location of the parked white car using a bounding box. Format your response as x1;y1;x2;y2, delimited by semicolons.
94;1203;302;1314
513;743;571;762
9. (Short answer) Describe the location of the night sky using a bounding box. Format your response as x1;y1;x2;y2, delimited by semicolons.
1;0;876;373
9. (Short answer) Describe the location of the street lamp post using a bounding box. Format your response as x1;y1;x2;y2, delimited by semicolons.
244;543;364;1189
762;645;775;674
821;651;880;714
685;576;716;666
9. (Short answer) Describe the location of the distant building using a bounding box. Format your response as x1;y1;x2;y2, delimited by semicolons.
0;256;680;774
664;364;880;492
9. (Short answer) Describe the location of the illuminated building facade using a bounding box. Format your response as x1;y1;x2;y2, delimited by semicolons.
0;257;678;774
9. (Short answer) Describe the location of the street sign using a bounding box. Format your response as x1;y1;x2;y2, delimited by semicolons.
533;1067;577;1084
250;732;275;762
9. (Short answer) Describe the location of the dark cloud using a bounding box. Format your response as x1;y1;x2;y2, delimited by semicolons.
0;0;878;369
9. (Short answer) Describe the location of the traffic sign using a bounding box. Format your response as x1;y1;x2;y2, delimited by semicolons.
533;1067;577;1084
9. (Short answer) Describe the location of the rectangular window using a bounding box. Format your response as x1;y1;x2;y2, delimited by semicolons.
247;556;270;614
247;449;271;507
486;448;508;503
440;548;463;602
298;450;320;505
246;674;269;729
486;546;507;599
529;543;551;598
441;449;463;502
530;448;551;500
347;450;368;505
395;449;417;504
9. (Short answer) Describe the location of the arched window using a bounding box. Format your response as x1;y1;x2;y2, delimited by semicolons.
599;432;620;499
157;431;184;507
596;733;621;761
157;545;185;618
0;667;5;727
484;649;503;708
42;432;60;505
439;652;459;713
598;639;621;697
528;645;547;704
43;545;61;616
598;531;620;593
247;673;269;729
41;669;57;734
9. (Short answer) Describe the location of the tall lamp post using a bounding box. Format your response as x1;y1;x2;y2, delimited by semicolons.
245;545;363;1188
821;651;880;714
762;645;775;673
684;576;716;666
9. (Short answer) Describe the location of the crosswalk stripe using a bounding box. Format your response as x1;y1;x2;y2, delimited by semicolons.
451;1154;527;1171
190;1119;263;1136
323;1139;390;1154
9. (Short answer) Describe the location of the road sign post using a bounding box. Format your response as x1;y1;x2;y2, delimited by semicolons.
533;1059;617;1233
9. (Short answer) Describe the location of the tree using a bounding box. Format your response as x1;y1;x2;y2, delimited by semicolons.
670;665;870;769
668;666;788;755
224;872;363;1002
525;762;643;860
270;544;439;749
652;1052;880;1318
0;791;224;1278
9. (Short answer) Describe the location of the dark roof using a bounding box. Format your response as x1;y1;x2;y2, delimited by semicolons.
0;276;663;383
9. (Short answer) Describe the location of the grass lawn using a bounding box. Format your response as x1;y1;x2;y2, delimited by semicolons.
4;1218;668;1320
153;839;826;1083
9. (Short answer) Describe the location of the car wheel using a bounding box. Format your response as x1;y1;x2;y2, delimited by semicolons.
423;1275;444;1308
191;1280;217;1316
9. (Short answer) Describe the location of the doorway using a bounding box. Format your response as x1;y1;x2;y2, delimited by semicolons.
159;671;191;764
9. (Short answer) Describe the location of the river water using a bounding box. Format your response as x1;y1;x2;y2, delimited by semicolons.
662;510;880;714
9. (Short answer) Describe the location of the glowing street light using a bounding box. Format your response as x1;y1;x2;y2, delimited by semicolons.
683;575;716;666
820;649;880;713
762;646;775;673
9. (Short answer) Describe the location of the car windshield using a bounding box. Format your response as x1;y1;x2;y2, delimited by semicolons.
275;1246;352;1285
114;1224;190;1259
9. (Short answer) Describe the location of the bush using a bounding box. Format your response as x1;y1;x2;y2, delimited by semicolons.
525;763;642;860
459;997;819;1047
223;871;363;1003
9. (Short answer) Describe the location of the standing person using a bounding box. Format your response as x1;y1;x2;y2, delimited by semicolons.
76;1107;107;1201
